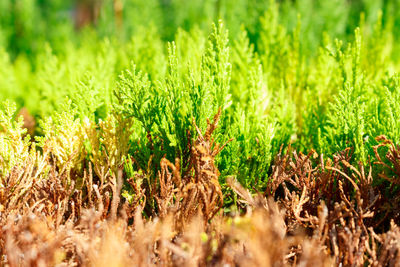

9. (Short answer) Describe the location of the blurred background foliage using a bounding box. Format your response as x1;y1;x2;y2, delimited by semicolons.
1;0;400;59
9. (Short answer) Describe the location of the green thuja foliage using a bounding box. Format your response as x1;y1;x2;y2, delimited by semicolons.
0;49;19;104
323;29;367;163
35;100;85;175
222;29;274;188
298;14;396;165
174;27;206;80
125;25;167;81
0;101;30;176
115;21;231;174
368;74;400;150
114;63;165;173
3;0;400;205
30;38;119;119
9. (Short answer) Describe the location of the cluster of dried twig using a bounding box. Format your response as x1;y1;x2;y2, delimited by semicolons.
1;111;400;266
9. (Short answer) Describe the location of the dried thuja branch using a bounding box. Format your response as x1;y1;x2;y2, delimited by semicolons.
189;109;231;217
373;135;400;184
257;145;395;265
3;142;400;266
155;109;231;227
0;153;79;227
2;213;66;266
155;157;180;218
367;221;400;266
227;176;332;266
371;135;400;226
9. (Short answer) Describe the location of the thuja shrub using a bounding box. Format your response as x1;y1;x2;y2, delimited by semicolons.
2;0;400;203
4;2;400;265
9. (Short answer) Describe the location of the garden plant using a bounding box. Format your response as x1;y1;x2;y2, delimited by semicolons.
2;0;400;266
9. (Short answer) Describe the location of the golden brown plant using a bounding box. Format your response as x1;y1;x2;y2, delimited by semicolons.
2;113;400;266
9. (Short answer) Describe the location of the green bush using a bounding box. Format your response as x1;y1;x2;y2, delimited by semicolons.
2;0;400;205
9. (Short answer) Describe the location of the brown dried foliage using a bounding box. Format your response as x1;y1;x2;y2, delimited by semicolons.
2;121;400;266
155;109;228;229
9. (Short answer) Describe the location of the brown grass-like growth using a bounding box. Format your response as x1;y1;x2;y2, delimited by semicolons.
2;115;400;266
